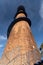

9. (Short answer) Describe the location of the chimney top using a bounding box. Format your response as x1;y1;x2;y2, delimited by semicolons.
17;5;25;12
7;5;31;38
14;5;27;18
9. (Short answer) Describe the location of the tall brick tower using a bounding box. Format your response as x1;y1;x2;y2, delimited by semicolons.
0;6;41;65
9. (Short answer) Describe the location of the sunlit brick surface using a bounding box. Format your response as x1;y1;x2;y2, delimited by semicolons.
0;12;41;65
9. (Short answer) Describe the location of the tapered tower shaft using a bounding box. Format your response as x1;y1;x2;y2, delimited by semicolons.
0;5;41;65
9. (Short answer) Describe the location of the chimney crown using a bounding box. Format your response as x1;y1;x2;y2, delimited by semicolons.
7;5;31;38
14;5;27;18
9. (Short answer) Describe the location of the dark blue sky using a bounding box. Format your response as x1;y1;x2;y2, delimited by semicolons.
0;0;43;58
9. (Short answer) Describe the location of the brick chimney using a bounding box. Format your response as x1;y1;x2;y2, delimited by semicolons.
0;5;41;65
